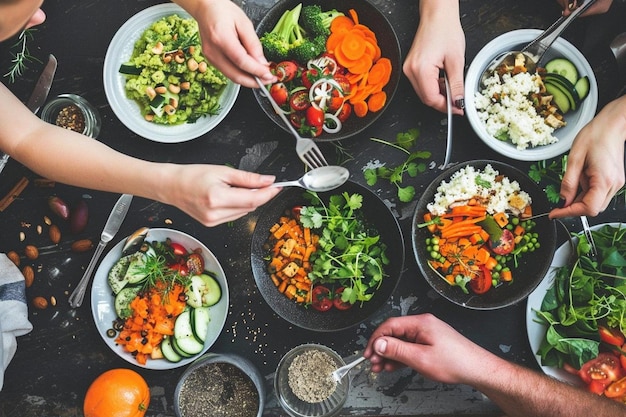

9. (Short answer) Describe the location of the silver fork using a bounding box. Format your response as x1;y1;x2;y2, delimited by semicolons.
580;215;598;261
255;77;328;169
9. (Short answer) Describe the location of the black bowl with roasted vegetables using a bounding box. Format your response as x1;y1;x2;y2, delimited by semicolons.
254;0;401;142
411;160;557;310
250;180;404;331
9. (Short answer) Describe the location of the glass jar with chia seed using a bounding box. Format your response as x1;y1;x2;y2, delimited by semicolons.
40;94;101;138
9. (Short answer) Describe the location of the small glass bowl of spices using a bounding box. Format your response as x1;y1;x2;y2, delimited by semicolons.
274;344;350;417
40;94;101;138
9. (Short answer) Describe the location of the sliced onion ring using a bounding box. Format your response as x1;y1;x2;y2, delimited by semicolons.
323;113;342;133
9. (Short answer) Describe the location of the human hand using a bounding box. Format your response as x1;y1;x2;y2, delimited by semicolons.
163;164;281;226
555;0;613;16
550;96;626;218
363;314;491;385
403;0;465;115
174;0;276;88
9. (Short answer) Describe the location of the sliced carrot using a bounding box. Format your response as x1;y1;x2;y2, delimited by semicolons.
340;31;367;61
330;15;355;34
501;269;513;282
326;31;344;53
353;100;368;117
347;53;373;74
367;91;387;112
348;8;359;25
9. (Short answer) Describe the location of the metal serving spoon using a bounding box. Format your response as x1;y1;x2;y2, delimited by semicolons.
271;165;349;192
480;0;595;86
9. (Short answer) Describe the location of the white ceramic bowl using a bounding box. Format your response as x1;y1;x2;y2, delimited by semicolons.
103;4;240;143
90;228;229;370
465;29;598;161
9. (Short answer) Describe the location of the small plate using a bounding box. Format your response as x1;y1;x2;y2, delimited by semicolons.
465;29;598;161
412;160;557;309
91;228;229;370
526;222;622;384
250;180;404;331
103;3;240;143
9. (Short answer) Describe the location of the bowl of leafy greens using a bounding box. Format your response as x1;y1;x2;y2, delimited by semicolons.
250;180;404;331
253;0;401;142
526;222;626;390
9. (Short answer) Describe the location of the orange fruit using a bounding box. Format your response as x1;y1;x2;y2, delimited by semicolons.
84;368;150;417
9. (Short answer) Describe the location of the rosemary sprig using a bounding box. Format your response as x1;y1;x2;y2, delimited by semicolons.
3;29;41;83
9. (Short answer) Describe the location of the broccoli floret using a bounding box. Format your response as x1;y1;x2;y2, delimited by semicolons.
291;35;326;63
260;3;307;62
300;5;344;37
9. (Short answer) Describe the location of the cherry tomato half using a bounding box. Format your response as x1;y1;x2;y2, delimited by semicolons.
269;83;288;107
469;265;492;294
489;229;515;255
333;287;353;310
337;102;352;122
274;60;298;82
301;68;319;89
598;325;625;347
306;105;324;127
311;285;333;312
605;376;626;399
186;253;205;276
579;353;624;387
289;90;310;112
169;242;187;257
169;262;189;276
620;344;626;371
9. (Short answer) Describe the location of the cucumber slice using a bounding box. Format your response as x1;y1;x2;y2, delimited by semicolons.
200;274;221;307
171;335;194;358
185;275;206;309
545;82;571;113
545;57;579;85
107;254;133;294
118;63;142;75
114;286;142;319
161;336;182;363
191;307;211;343
175;335;204;355
174;309;195;339
174;309;205;355
574;76;590;101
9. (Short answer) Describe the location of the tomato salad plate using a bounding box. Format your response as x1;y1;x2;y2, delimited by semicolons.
412;160;557;310
253;0;401;141
250;180;404;331
526;222;626;396
91;228;229;370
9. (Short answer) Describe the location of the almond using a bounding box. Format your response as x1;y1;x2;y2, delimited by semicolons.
49;224;61;244
22;265;34;287
24;245;39;260
6;251;20;267
71;239;93;252
32;296;48;309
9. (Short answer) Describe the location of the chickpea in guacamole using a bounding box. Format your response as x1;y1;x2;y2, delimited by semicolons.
120;14;229;125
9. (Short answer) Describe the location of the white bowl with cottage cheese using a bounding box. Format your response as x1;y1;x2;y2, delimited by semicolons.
465;29;598;161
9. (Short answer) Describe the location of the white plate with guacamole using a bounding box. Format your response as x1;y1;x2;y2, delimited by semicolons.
103;3;240;143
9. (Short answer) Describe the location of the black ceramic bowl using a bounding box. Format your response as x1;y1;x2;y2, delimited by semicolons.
251;180;404;331
254;0;401;142
411;160;557;310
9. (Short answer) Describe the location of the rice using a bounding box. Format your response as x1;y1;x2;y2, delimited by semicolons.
427;164;532;216
475;72;558;150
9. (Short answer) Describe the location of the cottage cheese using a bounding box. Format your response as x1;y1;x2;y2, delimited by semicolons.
475;72;558;150
427;164;532;216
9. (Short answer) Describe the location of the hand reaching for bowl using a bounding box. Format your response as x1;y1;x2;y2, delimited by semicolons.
404;0;465;115
173;0;276;88
550;95;626;219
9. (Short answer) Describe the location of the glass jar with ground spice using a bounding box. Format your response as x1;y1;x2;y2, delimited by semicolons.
274;344;350;417
40;94;101;138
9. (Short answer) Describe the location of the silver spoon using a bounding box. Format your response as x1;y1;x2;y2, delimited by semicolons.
272;165;349;192
330;356;367;383
480;0;595;86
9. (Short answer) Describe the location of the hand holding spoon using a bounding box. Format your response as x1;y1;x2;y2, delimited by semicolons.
272;165;349;192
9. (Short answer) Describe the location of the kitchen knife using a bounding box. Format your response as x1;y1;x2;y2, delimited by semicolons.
68;194;134;308
26;54;57;113
0;54;57;173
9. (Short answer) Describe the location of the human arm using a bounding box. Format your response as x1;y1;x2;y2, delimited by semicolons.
549;95;626;218
403;0;465;115
364;314;626;417
172;0;276;88
0;83;280;226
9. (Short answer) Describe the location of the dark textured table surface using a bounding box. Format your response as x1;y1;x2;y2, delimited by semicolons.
0;0;624;416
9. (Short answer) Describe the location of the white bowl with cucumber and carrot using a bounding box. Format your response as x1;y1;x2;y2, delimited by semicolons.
465;29;598;161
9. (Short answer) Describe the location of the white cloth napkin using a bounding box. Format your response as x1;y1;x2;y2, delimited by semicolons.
0;253;33;391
